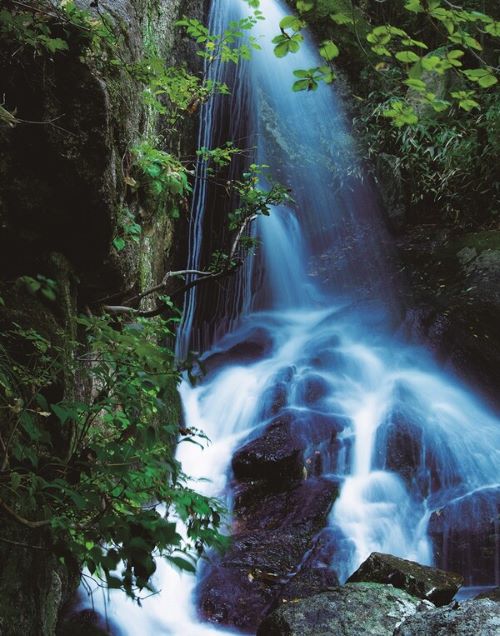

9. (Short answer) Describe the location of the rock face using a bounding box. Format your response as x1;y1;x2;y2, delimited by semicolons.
347;552;463;606
394;598;500;636
399;229;500;410
256;583;431;636
428;487;500;585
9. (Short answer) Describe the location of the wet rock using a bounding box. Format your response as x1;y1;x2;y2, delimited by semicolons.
259;381;289;420
203;327;274;374
374;389;462;499
394;598;500;635
398;229;500;409
475;587;500;602
278;567;339;603
232;478;340;537
232;409;346;484
428;486;500;585
198;478;338;631
256;582;430;636
231;413;304;483
347;552;463;606
197;564;279;632
295;373;330;407
57;608;115;635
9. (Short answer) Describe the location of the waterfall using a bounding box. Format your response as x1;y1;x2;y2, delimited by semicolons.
83;0;500;633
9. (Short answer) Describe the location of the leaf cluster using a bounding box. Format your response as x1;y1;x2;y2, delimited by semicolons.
0;313;226;598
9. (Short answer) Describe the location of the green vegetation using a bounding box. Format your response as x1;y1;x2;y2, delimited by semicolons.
0;315;224;599
0;0;290;605
264;0;499;226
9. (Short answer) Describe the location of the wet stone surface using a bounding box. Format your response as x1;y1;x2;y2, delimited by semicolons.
197;477;339;631
347;552;463;606
394;598;500;636
256;582;430;636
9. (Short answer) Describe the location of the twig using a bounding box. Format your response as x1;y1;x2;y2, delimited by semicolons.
0;497;51;528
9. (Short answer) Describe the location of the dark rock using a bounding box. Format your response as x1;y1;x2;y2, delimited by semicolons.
257;583;431;636
394;598;500;635
232;409;346;485
231;413;304;483
398;229;500;410
203;327;274;375
278;567;339;603
232;478;339;538
259;381;289;420
475;587;500;602
197;564;279;632
347;552;463;606
428;487;500;585
376;153;406;232
198;478;338;631
373;389;461;498
295;373;330;407
57;608;115;635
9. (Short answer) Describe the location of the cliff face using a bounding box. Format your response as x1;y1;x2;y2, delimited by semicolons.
0;0;204;632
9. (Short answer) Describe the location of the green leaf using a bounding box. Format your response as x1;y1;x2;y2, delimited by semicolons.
274;41;290;58
463;67;498;88
404;78;426;91
330;12;353;25
484;22;500;37
319;40;339;61
395;50;420;63
167;555;196;573
293;78;312;91
296;1;313;12
405;0;424;12
279;15;302;31
113;237;126;251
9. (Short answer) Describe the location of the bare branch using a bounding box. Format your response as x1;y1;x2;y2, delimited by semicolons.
0;497;51;528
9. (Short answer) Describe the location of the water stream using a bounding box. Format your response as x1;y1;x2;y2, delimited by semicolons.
84;0;499;633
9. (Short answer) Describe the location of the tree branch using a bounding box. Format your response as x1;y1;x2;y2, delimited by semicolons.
0;498;51;528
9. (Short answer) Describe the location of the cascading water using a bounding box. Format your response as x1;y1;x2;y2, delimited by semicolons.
84;0;500;633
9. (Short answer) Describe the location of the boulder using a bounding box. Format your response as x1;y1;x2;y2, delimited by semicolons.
232;408;346;489
256;582;431;636
203;326;274;375
197;478;338;631
347;552;463;606
231;413;304;483
394;598;500;635
295;373;330;407
373;388;461;499
475;587;500;602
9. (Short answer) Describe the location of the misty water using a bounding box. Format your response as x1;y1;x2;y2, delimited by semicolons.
83;0;500;633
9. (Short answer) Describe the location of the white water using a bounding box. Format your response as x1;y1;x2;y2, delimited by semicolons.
82;0;500;633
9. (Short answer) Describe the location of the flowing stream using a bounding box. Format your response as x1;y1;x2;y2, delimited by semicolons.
85;0;500;633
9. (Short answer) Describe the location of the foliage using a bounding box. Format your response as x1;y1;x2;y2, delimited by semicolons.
0;3;290;605
18;275;58;302
0;0;117;59
112;208;142;253
247;0;498;225
0;314;225;599
228;164;291;232
130;142;191;202
176;12;263;64
257;0;499;122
